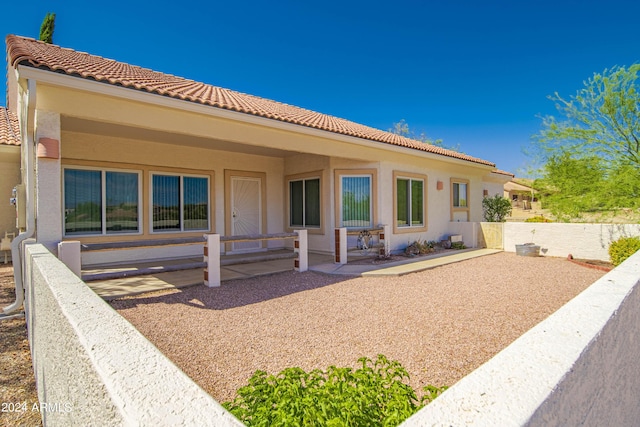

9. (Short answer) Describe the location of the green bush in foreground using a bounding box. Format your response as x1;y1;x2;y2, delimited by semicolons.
609;236;640;266
223;354;447;426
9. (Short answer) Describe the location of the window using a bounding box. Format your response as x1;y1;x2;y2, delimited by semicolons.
152;173;209;232
289;177;320;228
452;182;468;207
396;177;424;228
341;175;372;228
64;168;140;235
451;178;470;221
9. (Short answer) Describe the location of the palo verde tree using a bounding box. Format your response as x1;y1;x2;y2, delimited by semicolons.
390;119;461;152
39;12;56;44
532;64;640;218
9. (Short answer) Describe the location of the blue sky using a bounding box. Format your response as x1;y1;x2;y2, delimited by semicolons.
2;1;639;175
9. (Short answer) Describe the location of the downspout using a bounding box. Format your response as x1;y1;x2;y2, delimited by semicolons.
1;78;36;319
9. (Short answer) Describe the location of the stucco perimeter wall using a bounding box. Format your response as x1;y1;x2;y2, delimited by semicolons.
402;250;640;426
503;222;640;261
23;243;243;426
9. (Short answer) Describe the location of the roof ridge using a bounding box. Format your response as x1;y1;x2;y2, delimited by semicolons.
5;34;495;167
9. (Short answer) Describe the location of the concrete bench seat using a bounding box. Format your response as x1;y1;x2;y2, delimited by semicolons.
81;237;205;251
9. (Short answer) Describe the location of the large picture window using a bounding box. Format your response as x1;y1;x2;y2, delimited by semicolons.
64;168;140;235
152;173;209;232
289;177;320;228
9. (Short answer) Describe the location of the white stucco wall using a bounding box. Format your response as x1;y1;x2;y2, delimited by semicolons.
402;250;640;426
23;243;243;426
503;222;640;261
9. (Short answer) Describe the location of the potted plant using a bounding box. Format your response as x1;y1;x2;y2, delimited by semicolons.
515;229;541;256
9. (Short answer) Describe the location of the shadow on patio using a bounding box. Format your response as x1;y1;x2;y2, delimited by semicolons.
109;269;350;311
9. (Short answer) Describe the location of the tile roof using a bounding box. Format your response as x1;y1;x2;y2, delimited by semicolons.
6;35;496;167
492;169;515;177
0;106;20;146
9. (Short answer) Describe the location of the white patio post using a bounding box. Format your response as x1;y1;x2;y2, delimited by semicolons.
335;228;347;264
57;240;81;277
204;234;221;287
381;225;391;257
294;229;308;272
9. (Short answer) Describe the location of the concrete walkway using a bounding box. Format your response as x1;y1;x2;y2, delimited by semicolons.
88;249;501;299
310;248;501;276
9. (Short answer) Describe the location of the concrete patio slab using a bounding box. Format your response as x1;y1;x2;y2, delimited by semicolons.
360;248;502;277
88;250;502;299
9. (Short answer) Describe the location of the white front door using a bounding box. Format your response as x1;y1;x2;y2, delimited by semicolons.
231;176;262;252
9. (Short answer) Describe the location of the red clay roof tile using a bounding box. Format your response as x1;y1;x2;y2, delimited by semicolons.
492;169;515;177
0;107;20;146
6;35;496;167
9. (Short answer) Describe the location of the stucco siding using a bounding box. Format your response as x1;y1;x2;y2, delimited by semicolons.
24;243;243;426
0;146;20;254
503;222;640;261
28;81;498;262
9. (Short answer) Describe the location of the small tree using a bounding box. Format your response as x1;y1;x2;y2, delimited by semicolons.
534;64;640;170
39;12;56;44
482;194;512;222
389;119;461;151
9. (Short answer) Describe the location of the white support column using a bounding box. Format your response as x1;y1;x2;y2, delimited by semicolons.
335;228;347;265
380;225;391;257
35;110;62;251
57;240;81;277
204;234;221;287
294;229;308;272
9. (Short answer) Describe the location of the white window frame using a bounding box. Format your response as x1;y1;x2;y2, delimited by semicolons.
62;166;142;237
150;171;211;233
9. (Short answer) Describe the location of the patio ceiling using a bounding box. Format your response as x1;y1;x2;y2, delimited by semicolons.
61;116;299;158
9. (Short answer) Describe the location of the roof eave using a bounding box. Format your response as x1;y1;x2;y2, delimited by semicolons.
16;64;495;169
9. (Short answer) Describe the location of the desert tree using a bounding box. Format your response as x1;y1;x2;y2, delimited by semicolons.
534;64;640;169
390;119;460;151
531;64;640;218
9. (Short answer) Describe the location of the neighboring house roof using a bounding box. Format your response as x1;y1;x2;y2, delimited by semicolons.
0;106;20;146
492;169;515;178
505;180;535;193
6;35;497;167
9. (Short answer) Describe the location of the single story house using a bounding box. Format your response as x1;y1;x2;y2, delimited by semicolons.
5;35;511;266
504;179;536;210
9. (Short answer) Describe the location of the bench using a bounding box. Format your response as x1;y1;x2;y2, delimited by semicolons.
204;231;308;287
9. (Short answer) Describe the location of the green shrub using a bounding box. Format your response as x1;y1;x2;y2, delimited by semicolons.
223;354;447;426
450;241;466;250
609;236;640;266
482;194;512;222
524;216;553;223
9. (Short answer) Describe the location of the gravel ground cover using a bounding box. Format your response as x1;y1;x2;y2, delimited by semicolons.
0;264;42;427
111;252;605;403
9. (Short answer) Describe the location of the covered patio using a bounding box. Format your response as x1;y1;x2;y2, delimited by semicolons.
84;248;500;299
